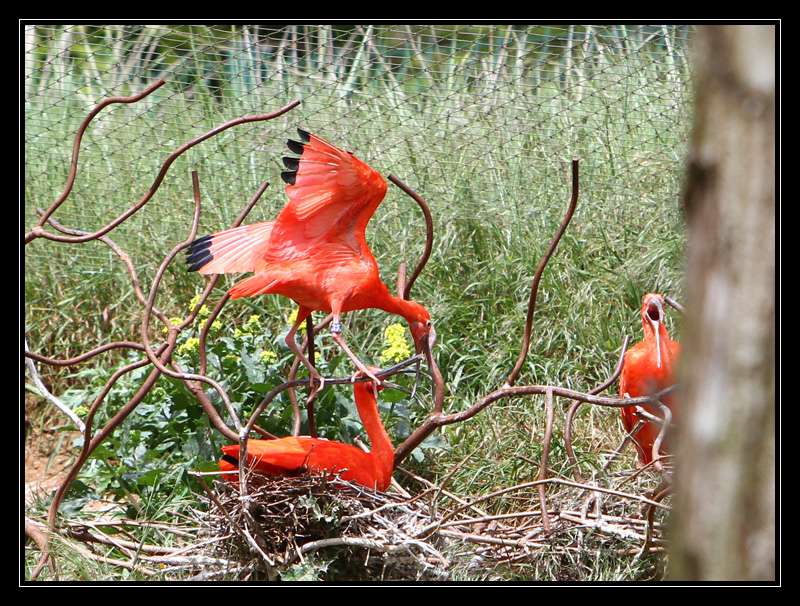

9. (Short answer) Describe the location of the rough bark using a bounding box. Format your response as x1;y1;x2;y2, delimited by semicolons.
669;25;776;581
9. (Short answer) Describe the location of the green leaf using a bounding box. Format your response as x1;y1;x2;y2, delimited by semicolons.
380;387;407;403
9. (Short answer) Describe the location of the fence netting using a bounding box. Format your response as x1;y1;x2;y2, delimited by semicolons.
24;24;692;274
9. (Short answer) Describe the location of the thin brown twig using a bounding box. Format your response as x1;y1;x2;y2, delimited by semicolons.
664;296;685;314
32;340;174;580
564;335;630;481
536;388;555;533
139;171;242;432
505;159;580;387
25;341;150;367
638;484;671;559
387;175;434;301
26;93;300;245
28;79;166;241
197;179;269;375
305;315;317;437
33;209;170;327
286;314;333;437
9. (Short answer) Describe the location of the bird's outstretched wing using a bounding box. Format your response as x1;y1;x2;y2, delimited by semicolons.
186;221;273;275
269;129;388;258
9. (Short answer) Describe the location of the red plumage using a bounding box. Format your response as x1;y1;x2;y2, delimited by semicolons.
619;293;681;465
218;378;394;492
187;129;434;384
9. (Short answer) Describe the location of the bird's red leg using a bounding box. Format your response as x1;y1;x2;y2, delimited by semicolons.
330;313;382;386
285;306;325;395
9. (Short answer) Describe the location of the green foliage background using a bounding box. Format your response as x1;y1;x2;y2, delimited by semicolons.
24;24;691;581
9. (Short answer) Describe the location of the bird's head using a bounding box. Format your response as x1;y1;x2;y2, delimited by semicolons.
641;293;666;368
403;302;436;355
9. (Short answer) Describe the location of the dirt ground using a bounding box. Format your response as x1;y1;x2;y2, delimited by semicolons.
24;394;80;506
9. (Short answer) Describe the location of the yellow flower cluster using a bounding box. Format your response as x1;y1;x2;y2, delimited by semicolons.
177;337;200;356
202;318;223;333
234;314;263;338
260;349;278;364
189;294;211;319
244;314;262;333
162;316;183;334
223;353;241;364
379;323;412;364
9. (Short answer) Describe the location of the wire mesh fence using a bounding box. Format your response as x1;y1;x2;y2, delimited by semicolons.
23;24;692;291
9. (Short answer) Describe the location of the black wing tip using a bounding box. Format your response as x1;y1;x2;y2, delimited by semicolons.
186;251;213;272
297;128;311;142
282;156;300;170
281;170;297;185
287;139;305;155
189;234;212;248
186;246;213;263
186;235;212;262
221;454;240;467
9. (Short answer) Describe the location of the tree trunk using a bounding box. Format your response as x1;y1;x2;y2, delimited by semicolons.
669;25;776;581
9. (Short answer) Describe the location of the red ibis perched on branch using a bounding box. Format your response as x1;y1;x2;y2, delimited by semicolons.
186;129;434;387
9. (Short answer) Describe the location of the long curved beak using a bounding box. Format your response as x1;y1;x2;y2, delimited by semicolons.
648;300;664;369
413;325;437;354
427;325;437;350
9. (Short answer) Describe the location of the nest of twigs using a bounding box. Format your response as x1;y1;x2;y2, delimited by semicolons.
187;461;671;581
194;471;451;581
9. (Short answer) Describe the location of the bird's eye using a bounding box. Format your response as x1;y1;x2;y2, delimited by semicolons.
426;321;431;328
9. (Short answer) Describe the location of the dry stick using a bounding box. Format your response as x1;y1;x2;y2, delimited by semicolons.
59;536;159;576
395;381;675;469
197;179;269;375
430;437;489;519
25;518;56;578
139;172;242;433
184;179;278;442
286;314;333;437
25;341;149;367
505;159;580;387
395;466;491;519
193;473;275;570
637;484;671;559
171;359;274;442
26;94;300;245
396;261;407;299
648;400;673;475
28;79;166;241
416;476;670;540
536;388;555;533
564;335;630;482
198;294;230;375
305;315;317;437
394;160;580;465
34;211;170;327
243;355;426;438
66;527;178;555
664;296;685;314
602;419;645;473
387;175;434;301
31;341;174;580
24;338;86;432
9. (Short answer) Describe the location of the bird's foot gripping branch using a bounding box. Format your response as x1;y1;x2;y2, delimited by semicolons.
25;79;677;580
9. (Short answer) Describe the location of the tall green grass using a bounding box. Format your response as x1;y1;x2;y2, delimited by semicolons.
24;25;691;580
